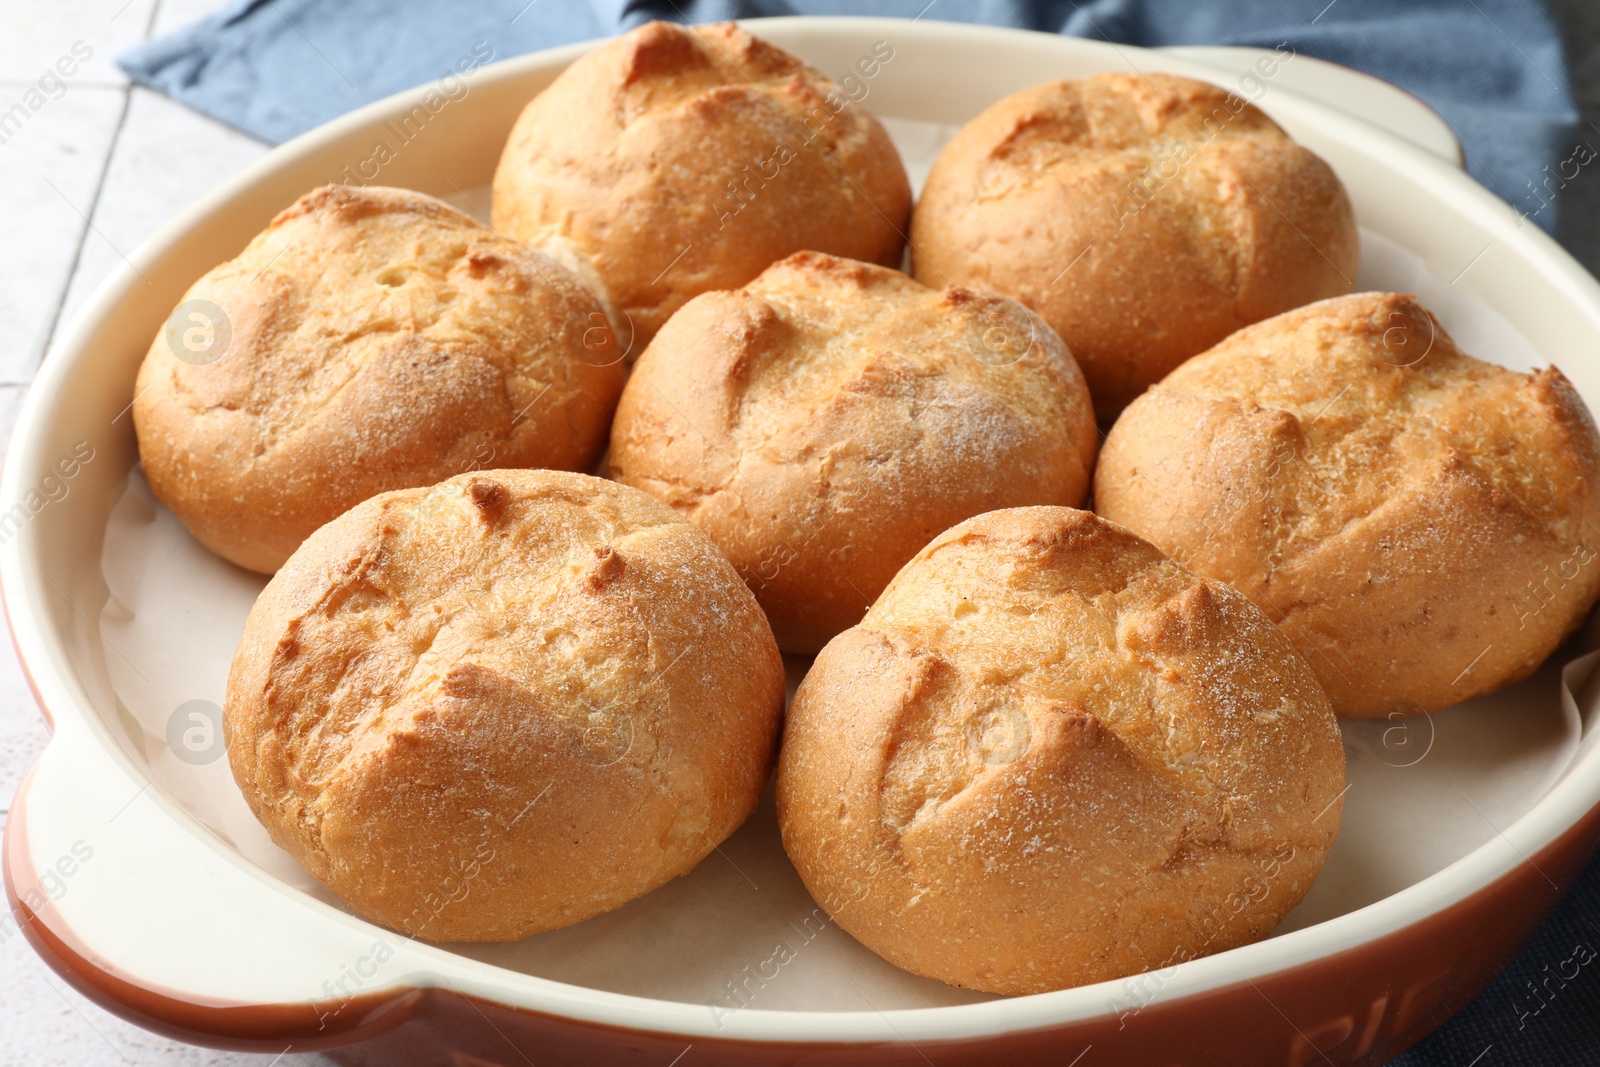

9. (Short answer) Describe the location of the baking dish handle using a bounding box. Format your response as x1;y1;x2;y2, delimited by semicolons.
2;718;432;1052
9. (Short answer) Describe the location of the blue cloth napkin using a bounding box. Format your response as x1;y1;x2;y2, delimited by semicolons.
118;0;1578;229
116;3;1594;1065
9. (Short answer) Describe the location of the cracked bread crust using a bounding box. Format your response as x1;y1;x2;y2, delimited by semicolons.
909;72;1358;420
225;469;785;942
133;184;625;574
1095;292;1600;717
775;507;1343;996
607;251;1098;653
491;21;912;349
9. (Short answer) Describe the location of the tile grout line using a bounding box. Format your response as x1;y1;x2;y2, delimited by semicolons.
34;0;165;378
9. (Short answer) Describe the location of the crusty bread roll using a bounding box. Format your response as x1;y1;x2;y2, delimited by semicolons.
492;21;912;351
909;72;1358;420
1096;292;1600;718
225;469;785;942
776;507;1344;996
608;251;1098;653
134;185;624;574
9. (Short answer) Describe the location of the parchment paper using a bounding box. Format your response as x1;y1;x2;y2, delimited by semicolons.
95;119;1595;1012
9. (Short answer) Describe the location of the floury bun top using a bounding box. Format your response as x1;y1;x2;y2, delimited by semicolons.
491;21;913;351
133;185;624;573
909;70;1359;420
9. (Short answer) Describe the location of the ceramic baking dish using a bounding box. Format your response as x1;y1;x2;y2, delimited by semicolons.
6;17;1600;1067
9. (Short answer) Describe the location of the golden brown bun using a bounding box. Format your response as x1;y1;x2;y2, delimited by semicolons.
776;507;1344;996
225;469;785;941
608;251;1098;652
1096;292;1600;717
491;21;911;350
133;185;624;574
909;72;1358;420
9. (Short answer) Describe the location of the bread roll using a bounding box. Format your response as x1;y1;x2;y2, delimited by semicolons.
910;72;1358;420
225;469;785;942
1096;292;1600;717
776;507;1344;996
608;251;1098;652
133;184;624;574
492;21;912;351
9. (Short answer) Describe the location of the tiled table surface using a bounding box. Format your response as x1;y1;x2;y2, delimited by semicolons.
0;1;1597;1064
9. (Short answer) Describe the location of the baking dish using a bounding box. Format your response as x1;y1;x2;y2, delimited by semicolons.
6;17;1600;1066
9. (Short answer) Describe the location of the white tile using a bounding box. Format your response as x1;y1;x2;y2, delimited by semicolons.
0;85;125;384
0;0;159;87
55;87;269;345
